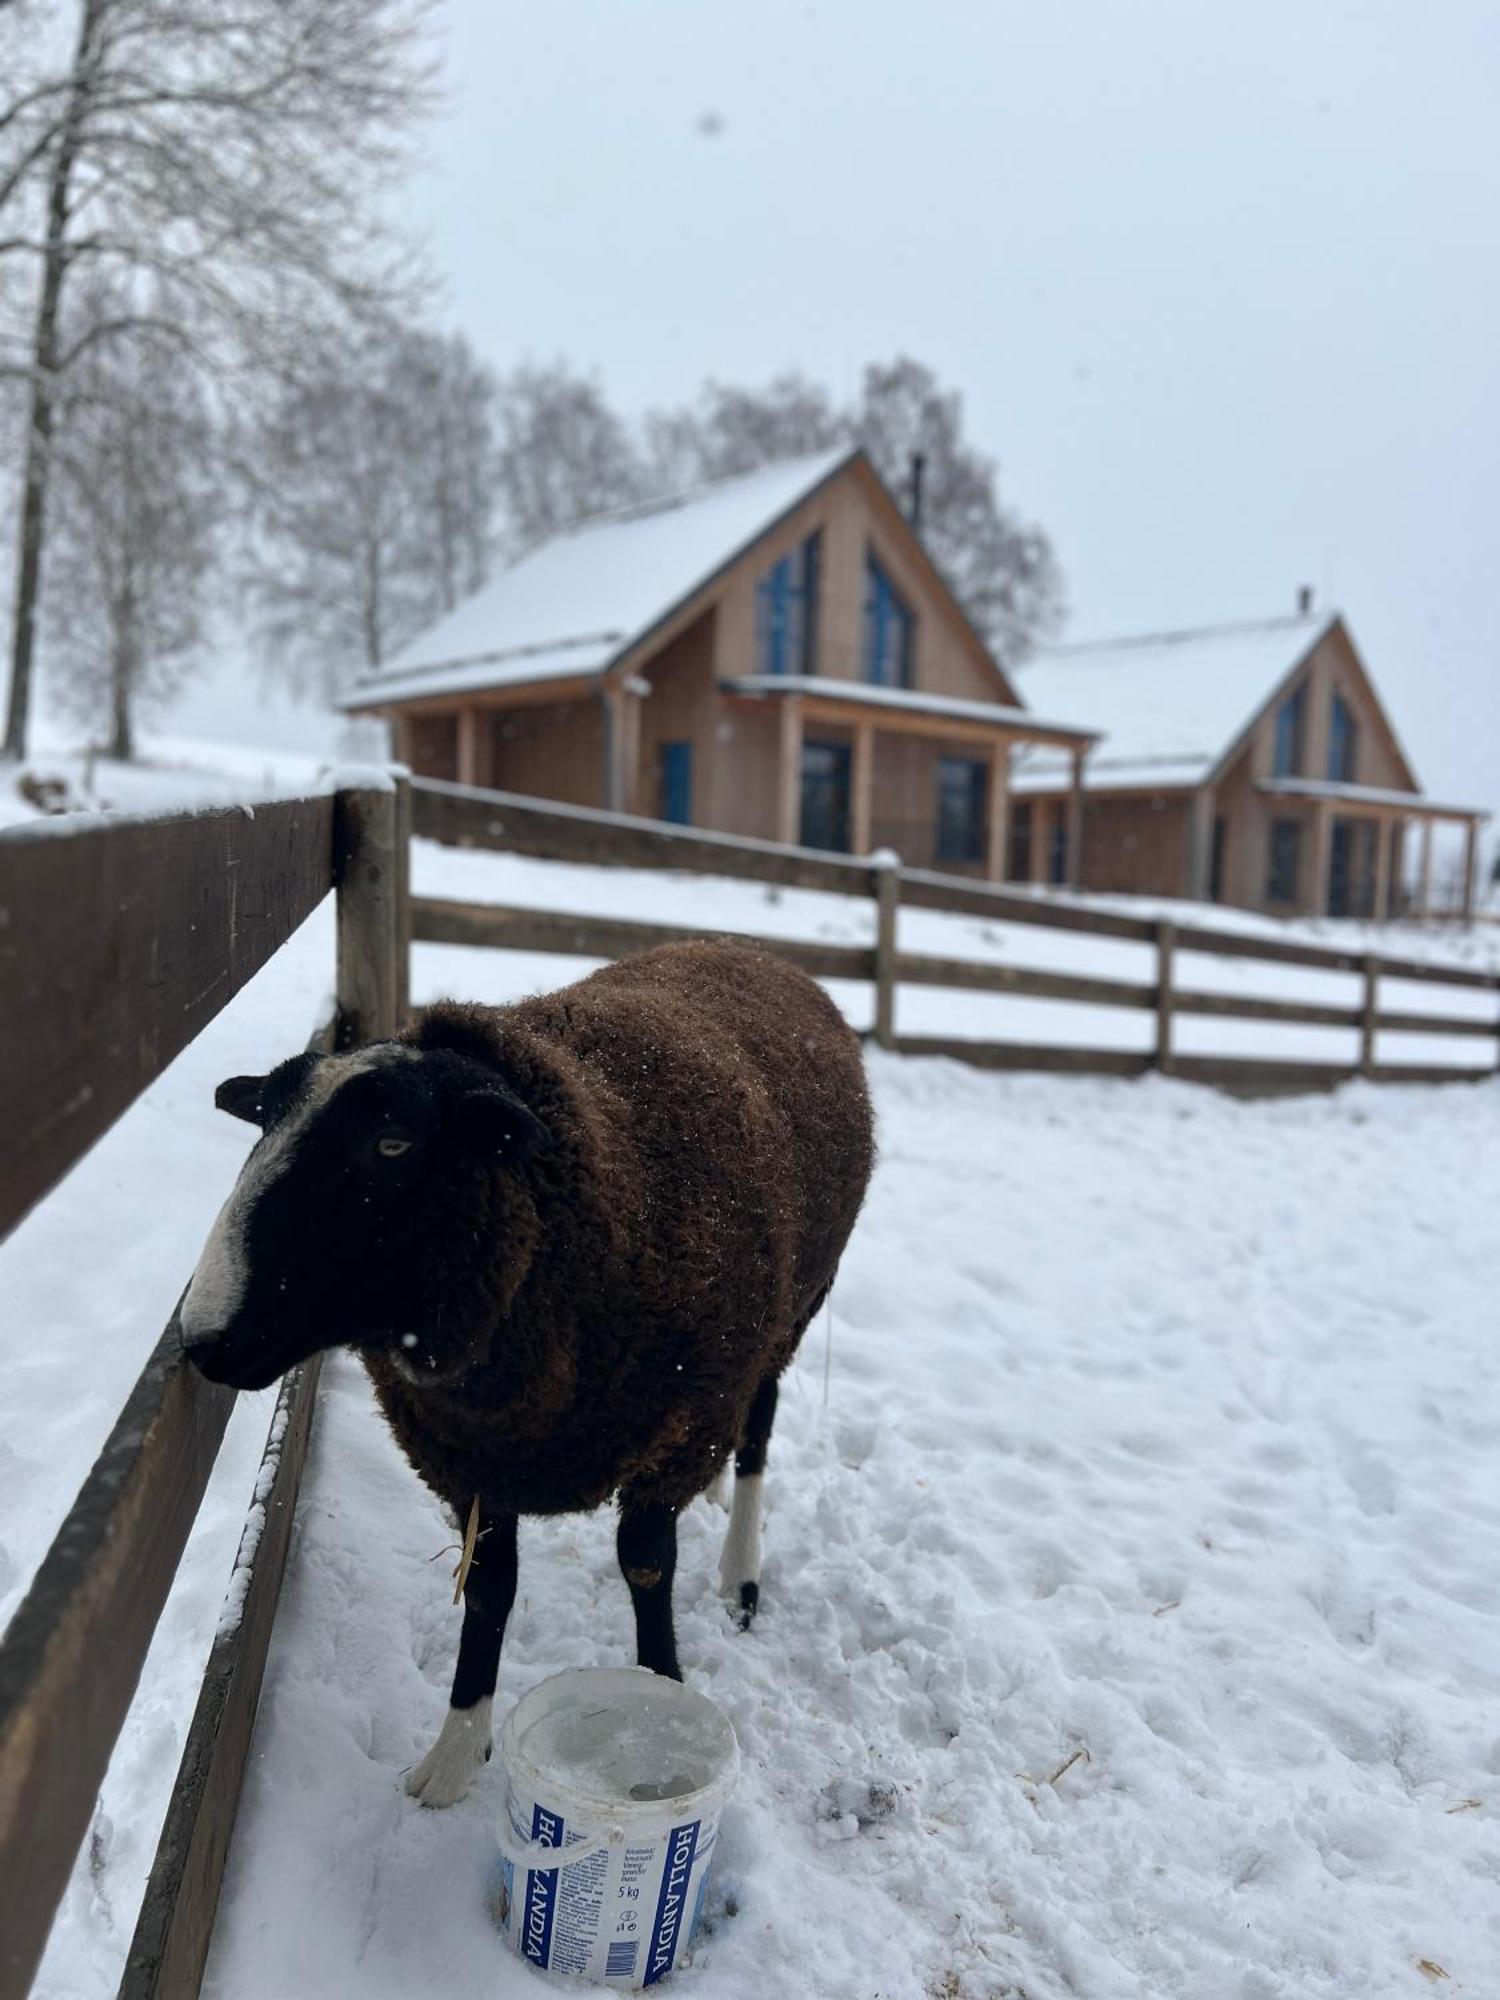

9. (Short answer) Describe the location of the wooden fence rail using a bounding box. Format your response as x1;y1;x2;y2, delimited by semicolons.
409;777;1500;1092
0;781;402;2000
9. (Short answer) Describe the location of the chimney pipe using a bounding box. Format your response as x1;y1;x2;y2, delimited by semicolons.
908;452;925;531
1297;584;1314;616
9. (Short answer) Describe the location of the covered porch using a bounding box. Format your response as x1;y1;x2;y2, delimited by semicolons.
1257;778;1489;921
720;676;1096;884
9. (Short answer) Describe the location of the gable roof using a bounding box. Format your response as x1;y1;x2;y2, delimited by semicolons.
1011;611;1343;792
341;446;858;710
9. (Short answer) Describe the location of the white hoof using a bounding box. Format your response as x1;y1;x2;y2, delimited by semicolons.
718;1471;764;1620
405;1697;493;1808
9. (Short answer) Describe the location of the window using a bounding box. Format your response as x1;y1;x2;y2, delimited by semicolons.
1267;819;1301;904
756;531;821;677
862;552;914;688
1328;693;1358;782
659;740;692;825
1272;686;1305;778
1007;799;1033;881
1049;810;1069;885
1209;815;1227;902
936;757;987;864
799;740;851;852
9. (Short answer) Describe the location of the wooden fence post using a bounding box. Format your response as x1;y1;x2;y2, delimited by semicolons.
335;784;401;1049
1156;919;1176;1073
1361;954;1380;1076
873;853;901;1050
393;770;412;1029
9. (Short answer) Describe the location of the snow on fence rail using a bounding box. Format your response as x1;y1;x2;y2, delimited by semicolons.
409;778;1500;1094
0;784;402;2000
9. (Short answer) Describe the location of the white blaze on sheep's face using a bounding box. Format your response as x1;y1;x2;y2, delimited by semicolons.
178;1036;553;1395
180;1048;400;1346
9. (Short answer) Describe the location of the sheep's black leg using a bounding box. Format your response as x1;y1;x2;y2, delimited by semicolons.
720;1372;778;1627
618;1500;682;1681
406;1508;518;1807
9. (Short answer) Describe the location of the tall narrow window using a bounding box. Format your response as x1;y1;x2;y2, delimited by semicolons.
1008;800;1034;881
1209;815;1227;903
1328;693;1358;782
1267;819;1301;904
659;740;692;825
862;552;915;688
1272;686;1305;778
935;756;987;864
755;531;821;677
799;741;852;852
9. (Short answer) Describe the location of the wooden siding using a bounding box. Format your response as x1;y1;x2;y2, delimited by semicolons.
1077;790;1192;897
487;697;603;807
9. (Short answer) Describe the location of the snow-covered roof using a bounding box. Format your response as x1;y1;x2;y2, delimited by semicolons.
341;447;858;710
1012;612;1335;789
1257;777;1487;820
722;675;1097;743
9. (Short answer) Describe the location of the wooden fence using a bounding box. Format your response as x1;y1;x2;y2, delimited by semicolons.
410;778;1500;1094
0;767;1493;1999
0;783;402;2000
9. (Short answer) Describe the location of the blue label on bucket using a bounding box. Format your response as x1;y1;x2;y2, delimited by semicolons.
643;1819;700;1987
520;1803;566;1969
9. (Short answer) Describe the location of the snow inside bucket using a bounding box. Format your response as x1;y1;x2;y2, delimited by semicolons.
492;1667;739;1988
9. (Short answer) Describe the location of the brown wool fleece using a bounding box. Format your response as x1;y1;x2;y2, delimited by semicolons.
364;940;874;1520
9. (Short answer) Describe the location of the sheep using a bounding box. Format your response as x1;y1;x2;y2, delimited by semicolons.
180;939;874;1807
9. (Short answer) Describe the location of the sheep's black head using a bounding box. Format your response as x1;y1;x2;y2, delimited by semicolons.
179;1042;551;1393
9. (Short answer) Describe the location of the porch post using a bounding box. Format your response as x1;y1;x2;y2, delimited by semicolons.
1186;786;1214;901
1419;816;1434;915
601;681;639;814
851;720;874;856
1372;811;1392;923
456;706;480;788
986;739;1011;883
1030;800;1049;886
1066;748;1086;890
1308;801;1332;916
1461;818;1479;923
776;695;804;846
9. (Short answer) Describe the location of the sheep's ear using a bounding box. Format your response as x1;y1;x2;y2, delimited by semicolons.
215;1074;267;1125
451;1087;552;1162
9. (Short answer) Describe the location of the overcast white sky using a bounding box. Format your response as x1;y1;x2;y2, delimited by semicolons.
402;0;1499;818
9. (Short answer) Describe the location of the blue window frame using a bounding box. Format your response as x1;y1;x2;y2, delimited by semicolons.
1327;693;1357;782
660;740;692;825
1272;686;1304;778
935;756;986;863
862;552;915;688
756;531;821;677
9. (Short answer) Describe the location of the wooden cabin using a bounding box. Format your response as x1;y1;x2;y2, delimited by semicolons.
341;447;1097;880
1013;613;1487;919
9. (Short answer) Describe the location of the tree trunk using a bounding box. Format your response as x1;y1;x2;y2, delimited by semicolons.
3;0;107;762
108;643;134;762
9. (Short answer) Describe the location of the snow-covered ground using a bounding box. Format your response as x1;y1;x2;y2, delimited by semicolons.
198;1042;1500;2000
4;744;1499;1998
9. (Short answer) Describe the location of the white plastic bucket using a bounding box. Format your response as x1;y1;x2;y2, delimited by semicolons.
493;1667;739;1989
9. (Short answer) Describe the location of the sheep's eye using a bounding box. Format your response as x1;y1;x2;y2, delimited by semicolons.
377;1136;412;1159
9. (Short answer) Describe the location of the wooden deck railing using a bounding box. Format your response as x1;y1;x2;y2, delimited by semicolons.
410;777;1500;1093
0;782;403;2000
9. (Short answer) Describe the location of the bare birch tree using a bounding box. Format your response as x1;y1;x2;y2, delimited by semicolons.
0;0;436;758
44;288;222;759
493;360;645;550
245;326;501;694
